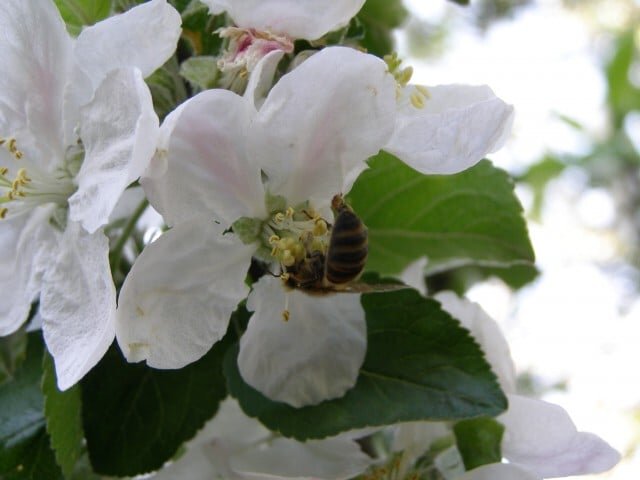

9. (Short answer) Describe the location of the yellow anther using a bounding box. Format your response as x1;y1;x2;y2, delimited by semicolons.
270;246;278;256
313;219;327;236
7;138;17;154
397;66;413;86
0;138;5;146
268;234;280;245
16;168;30;183
274;212;285;223
0;167;8;176
292;243;305;259
281;250;296;267
285;206;295;218
415;84;430;98
14;150;23;159
280;272;290;282
0;207;7;219
282;309;290;322
410;92;425;109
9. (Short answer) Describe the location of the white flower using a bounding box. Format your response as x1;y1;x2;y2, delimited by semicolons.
202;0;366;74
205;0;514;174
149;398;373;480
0;0;181;389
116;46;396;407
392;292;620;479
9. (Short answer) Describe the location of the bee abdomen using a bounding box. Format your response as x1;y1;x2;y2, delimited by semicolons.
326;210;368;284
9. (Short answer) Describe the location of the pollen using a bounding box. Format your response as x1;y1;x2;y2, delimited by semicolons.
282;309;290;322
0;208;7;219
410;91;425;109
313;219;327;236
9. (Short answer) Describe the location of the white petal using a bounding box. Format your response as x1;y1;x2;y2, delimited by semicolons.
434;292;516;394
457;463;540;480
40;222;116;390
253;47;396;206
244;50;285;110
399;257;428;297
238;276;366;407
68;68;158;233
72;0;181;106
0;0;72;164
392;421;450;475
116;217;253;368
0;208;58;335
501;395;620;478
142;90;266;227
386;85;514;174
231;437;373;479
202;0;366;40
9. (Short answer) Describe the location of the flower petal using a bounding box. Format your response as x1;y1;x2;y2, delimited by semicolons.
501;394;620;478
243;50;285;110
73;0;181;104
231;436;373;479
386;85;514;174
0;0;72;165
253;46;396;206
68;68;158;233
202;0;366;40
435;291;516;394
116;217;253;368
238;275;366;407
142;90;266;227
40;222;116;390
458;463;540;480
0;207;58;336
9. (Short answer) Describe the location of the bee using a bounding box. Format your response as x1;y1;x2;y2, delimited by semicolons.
285;195;406;294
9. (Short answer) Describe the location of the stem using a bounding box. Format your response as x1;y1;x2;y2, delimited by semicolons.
110;198;149;272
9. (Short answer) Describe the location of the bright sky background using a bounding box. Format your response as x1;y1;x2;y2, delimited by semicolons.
399;1;640;478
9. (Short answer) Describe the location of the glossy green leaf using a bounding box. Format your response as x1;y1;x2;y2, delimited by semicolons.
41;353;83;478
54;0;112;35
347;152;535;275
0;329;28;386
225;288;507;440
453;417;505;470
82;334;232;476
0;334;62;479
146;57;188;121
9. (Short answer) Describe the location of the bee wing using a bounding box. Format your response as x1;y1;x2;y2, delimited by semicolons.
335;282;410;293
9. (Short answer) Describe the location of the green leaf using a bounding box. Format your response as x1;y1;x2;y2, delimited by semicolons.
181;1;226;56
360;0;408;29
41;353;83;478
606;30;640;127
54;0;112;35
225;288;507;440
0;334;62;479
146;57;188;121
425;263;539;295
179;56;220;90
82;334;232;476
347;152;535;275
0;329;28;386
448;0;470;5
517;155;566;220
453;417;505;470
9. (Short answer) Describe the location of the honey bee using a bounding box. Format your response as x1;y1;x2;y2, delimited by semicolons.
285;195;406;294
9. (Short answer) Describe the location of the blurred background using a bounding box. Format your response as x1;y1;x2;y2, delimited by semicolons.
397;0;639;478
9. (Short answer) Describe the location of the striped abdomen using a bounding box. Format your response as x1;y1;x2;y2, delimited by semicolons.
325;208;368;285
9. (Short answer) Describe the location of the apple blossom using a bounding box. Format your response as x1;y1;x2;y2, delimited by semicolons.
391;292;620;479
150;398;373;480
0;0;181;389
116;46;395;408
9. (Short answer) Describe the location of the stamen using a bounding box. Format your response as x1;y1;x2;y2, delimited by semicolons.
410;92;425;109
415;84;430;98
268;234;280;245
282;309;290;322
274;212;285;224
313;219;327;236
285;206;295;219
0;207;6;219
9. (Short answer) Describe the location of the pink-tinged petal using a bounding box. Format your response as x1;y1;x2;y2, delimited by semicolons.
386;85;514;174
72;0;181;107
238;275;366;407
40;222;116;390
435;291;516;394
202;0;366;40
243;50;285;109
0;207;58;336
0;0;72;165
253;46;396;207
501;395;621;478
458;463;540;480
231;437;373;479
68;68;158;233
116;217;253;369
142;90;266;226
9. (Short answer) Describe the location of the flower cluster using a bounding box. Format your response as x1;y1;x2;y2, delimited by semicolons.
0;0;620;479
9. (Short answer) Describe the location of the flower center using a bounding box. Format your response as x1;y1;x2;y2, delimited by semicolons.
0;136;77;223
384;52;430;109
216;27;294;92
